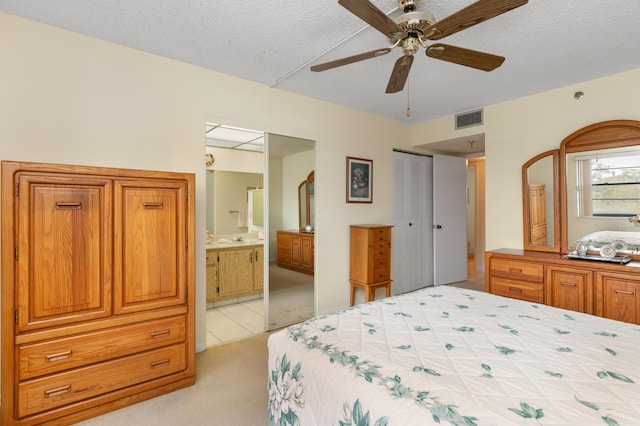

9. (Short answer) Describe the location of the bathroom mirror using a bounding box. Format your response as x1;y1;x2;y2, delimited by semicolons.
560;120;640;257
522;149;560;252
298;170;314;231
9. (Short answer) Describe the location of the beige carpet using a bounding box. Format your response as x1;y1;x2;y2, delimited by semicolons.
268;265;314;330
77;332;272;426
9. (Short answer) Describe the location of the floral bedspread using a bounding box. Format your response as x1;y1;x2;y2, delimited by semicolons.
268;286;640;425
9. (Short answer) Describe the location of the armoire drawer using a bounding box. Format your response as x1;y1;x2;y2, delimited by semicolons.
490;277;544;303
18;316;186;380
490;258;544;283
18;343;186;418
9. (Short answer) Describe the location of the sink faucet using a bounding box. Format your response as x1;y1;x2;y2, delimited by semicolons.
233;235;244;242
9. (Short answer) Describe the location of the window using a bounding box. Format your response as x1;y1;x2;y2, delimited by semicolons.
576;152;640;217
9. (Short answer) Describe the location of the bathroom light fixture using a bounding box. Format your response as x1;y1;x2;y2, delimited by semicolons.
574;91;584;100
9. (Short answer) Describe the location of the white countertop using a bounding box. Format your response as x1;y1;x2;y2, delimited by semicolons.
206;239;264;250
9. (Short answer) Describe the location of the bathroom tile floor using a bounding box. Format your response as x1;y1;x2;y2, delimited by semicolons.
205;298;264;347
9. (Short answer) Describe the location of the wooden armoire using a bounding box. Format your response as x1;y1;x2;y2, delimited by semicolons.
528;184;547;245
1;161;195;425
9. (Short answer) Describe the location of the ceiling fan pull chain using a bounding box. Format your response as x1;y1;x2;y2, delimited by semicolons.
406;79;411;117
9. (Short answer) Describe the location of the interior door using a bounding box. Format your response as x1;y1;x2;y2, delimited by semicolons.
433;154;468;285
392;151;433;294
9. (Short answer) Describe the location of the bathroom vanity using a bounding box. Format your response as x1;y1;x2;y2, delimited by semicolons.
206;239;264;302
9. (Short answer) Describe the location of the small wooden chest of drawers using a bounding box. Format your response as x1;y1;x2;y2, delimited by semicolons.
349;225;392;305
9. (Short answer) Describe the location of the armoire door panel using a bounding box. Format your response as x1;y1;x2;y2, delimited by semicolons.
16;174;113;332
114;180;188;314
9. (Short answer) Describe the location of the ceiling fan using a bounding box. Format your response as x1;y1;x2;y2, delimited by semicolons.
311;0;528;93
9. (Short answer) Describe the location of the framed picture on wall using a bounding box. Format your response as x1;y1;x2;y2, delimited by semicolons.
346;156;373;203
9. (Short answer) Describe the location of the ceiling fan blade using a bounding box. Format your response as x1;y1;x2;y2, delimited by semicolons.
338;0;406;39
425;0;528;40
385;55;414;94
426;43;505;71
311;48;391;72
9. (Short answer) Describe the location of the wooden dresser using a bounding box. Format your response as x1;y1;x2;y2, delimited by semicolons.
349;225;392;305
1;161;195;425
276;230;314;275
486;249;640;324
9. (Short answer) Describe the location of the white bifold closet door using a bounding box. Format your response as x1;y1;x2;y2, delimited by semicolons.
393;152;468;294
393;151;433;294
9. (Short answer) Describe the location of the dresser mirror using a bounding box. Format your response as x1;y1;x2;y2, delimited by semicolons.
560;120;640;258
298;170;315;232
522;149;560;252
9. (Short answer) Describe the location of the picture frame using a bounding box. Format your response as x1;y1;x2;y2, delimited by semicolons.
346;156;373;203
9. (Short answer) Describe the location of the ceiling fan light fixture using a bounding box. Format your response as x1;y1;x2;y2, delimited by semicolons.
402;37;420;56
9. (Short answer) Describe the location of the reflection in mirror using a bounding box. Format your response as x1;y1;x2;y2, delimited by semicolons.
298;171;314;231
565;146;640;254
522;150;560;252
560;120;640;257
206;171;263;234
268;134;315;330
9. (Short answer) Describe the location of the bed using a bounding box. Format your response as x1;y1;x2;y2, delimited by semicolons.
268;286;640;425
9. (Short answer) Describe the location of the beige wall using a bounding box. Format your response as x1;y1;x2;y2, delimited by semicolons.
0;13;417;354
413;68;640;252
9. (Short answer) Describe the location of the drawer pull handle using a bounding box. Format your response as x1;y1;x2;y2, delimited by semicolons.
143;202;164;209
614;289;634;296
56;202;81;209
508;287;523;293
46;350;72;362
151;359;170;369
508;267;523;273
45;385;71;398
150;330;171;339
560;282;577;287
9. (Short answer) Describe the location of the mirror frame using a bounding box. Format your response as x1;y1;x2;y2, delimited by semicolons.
522;149;560;252
298;170;314;231
559;120;640;256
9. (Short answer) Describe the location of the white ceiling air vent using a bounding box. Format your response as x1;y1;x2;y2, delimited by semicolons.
455;109;483;130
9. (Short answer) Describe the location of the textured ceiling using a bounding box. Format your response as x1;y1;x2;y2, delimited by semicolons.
2;0;640;126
